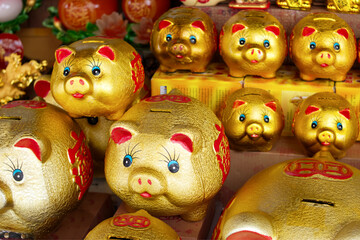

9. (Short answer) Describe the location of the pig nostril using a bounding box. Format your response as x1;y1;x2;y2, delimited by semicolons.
328;53;331;59
70;80;74;85
251;49;254;55
173;46;177;50
79;79;85;85
138;178;142;185
179;45;183;50
321;53;323;58
147;179;152;185
258;50;261;55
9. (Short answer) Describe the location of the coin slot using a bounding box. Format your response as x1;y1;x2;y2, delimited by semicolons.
109;237;133;240
0;116;21;120
301;199;335;207
150;109;172;113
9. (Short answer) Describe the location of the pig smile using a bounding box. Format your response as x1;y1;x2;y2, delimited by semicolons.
72;93;84;98
251;60;258;63
251;134;259;138
320;63;329;67
321;142;331;146
140;192;152;198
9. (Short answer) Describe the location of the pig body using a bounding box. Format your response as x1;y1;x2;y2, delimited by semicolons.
51;36;145;120
220;10;287;78
213;152;360;240
292;92;358;159
105;93;230;221
290;13;356;81
0;100;93;238
150;7;217;73
220;87;284;151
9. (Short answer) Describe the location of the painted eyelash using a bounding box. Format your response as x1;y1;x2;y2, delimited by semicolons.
63;57;75;69
86;56;102;69
3;154;22;173
158;145;180;164
125;142;141;160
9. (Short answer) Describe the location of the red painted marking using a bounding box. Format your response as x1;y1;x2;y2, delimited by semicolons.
214;124;230;184
251;134;259;138
68;131;93;200
131;52;145;93
265;25;280;36
251;60;258;63
98;46;115;61
305;105;320;115
284;159;353;180
191;21;205;31
302;27;316;37
147;179;152;185
138;178;142;185
159;20;172;30
171;133;193;153
79;79;84;85
14;138;41;161
70;80;74;85
198;0;210;3
321;142;330;146
55;48;72;63
111;127;132;144
339;108;351;120
337;28;349;39
321;63;328;67
232;24;245;34
113;215;151;228
176;54;184;59
265;101;277;112
145;95;191;103
227;231;272;240
2;100;47;109
72;93;84;98
232;100;246;108
34;80;50;98
140;192;152;198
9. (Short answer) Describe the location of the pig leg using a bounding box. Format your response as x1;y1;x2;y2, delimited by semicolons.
260;72;276;79
191;66;207;73
299;72;316;81
160;64;177;73
228;69;246;78
180;201;210;221
335;221;360;239
331;74;347;82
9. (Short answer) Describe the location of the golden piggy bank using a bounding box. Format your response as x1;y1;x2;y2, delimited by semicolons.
51;36;145;120
0;100;93;238
276;0;312;10
289;13;356;81
150;7;217;73
220;87;284;151
327;0;360;13
105;92;230;221
292;92;358;159
220;10;287;78
213;151;360;240
85;210;180;240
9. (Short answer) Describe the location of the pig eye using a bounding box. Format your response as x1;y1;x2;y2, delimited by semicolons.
239;37;246;45
13;169;23;182
166;34;172;42
239;114;246;122
264;115;270;123
168;160;179;173
92;66;101;76
334;42;340;51
310;42;316;50
311;120;318;129
337;122;343;130
263;40;270;48
123;154;133;167
63;67;70;76
189;35;196;44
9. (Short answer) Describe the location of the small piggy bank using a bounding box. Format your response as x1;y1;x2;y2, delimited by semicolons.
105;92;230;221
51;36;145;120
292;92;358;159
212;151;360;239
327;0;360;13
220;10;287;78
289;13;356;81
150;7;217;73
181;0;226;6
219;87;284;151
0;100;93;238
85;210;180;240
276;0;311;10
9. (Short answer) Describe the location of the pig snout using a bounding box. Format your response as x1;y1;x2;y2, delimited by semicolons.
170;43;189;58
65;76;91;98
315;51;335;67
246;123;263;139
318;130;335;146
245;47;264;63
129;170;166;197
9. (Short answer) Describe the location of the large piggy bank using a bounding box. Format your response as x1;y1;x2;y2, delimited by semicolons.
219;87;284;151
289;13;356;81
220;10;287;78
85;210;180;240
51;36;145;120
292;92;358;159
212;151;360;239
0;100;93;238
105;92;230;221
150;7;217;73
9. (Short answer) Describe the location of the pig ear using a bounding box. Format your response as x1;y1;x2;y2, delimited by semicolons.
232;24;246;34
171;133;193;153
111;127;133;144
302;27;316;37
265;25;280;36
159;20;172;30
339;108;351;120
191;21;205;31
97;46;115;61
336;28;349;39
265;101;277;112
14;138;42;161
232;100;246;109
55;47;73;64
305;105;320;115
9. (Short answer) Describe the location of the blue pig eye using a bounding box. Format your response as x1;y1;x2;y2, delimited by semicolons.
13;169;23;181
189;35;196;44
166;34;172;42
311;120;318;129
337;122;343;130
263;40;270;48
63;67;70;76
168;160;179;173
239;37;246;45
310;42;316;50
334;42;340;51
123;154;133;167
264;115;270;123
239;114;246;122
92;66;101;76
